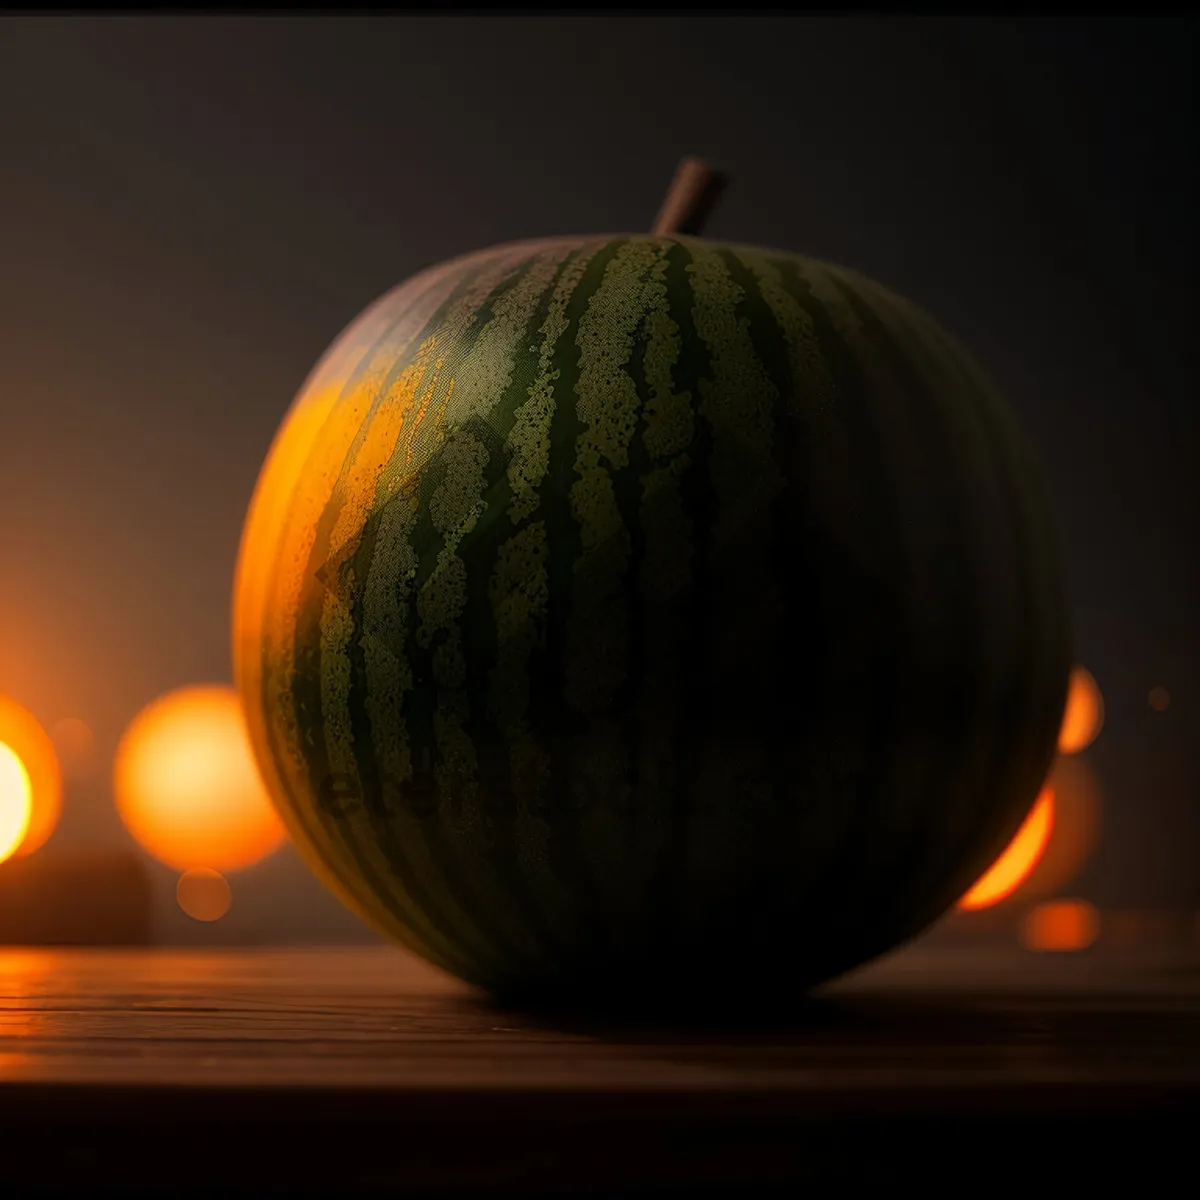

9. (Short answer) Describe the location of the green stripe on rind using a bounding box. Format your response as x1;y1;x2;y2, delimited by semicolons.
290;252;545;981
845;283;1041;917
261;259;480;976
711;248;822;933
564;239;674;927
302;261;510;978
681;247;788;936
321;249;576;982
608;248;684;924
484;243;607;959
429;242;591;974
262;260;472;970
526;237;630;970
399;252;571;975
822;268;1068;950
847;278;1069;925
738;251;843;907
393;247;603;982
909;304;1072;895
819;270;994;948
756;257;916;975
637;238;716;959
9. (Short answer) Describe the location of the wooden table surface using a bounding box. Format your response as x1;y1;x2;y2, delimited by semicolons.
1;943;1198;1194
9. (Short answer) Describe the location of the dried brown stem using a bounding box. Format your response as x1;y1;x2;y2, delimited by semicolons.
651;156;729;237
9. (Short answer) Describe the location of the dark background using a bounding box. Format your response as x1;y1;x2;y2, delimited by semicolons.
0;15;1194;940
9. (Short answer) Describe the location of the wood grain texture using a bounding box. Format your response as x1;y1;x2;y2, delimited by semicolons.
1;945;1197;1193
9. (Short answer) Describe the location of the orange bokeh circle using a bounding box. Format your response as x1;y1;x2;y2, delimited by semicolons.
0;742;33;863
1058;666;1103;754
114;684;287;873
0;694;63;857
177;868;233;922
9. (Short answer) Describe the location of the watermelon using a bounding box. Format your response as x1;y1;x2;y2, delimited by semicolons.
233;233;1071;1013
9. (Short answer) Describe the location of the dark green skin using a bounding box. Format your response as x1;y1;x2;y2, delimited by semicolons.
250;234;1071;1017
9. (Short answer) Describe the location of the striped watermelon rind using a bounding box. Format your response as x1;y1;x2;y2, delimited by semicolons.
233;233;1070;1007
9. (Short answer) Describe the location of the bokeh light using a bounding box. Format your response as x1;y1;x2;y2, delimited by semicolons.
177;868;233;921
0;743;33;864
958;786;1055;911
0;695;62;857
1148;686;1171;712
1021;898;1099;952
114;684;287;872
1058;666;1103;754
1019;753;1103;900
51;717;96;779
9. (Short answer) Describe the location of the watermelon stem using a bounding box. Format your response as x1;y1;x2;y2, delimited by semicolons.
651;156;728;237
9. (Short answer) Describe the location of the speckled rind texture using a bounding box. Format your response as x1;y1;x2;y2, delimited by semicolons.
233;235;1071;1009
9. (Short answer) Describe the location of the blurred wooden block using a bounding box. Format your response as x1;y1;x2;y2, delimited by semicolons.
0;850;152;945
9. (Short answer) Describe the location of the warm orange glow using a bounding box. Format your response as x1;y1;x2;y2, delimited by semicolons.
1022;899;1099;952
1019;754;1103;900
958;787;1055;911
0;743;34;864
114;685;287;872
51;717;95;779
1058;666;1103;753
229;338;420;944
231;381;347;888
231;379;344;709
0;695;62;857
1148;686;1171;712
177;868;232;921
